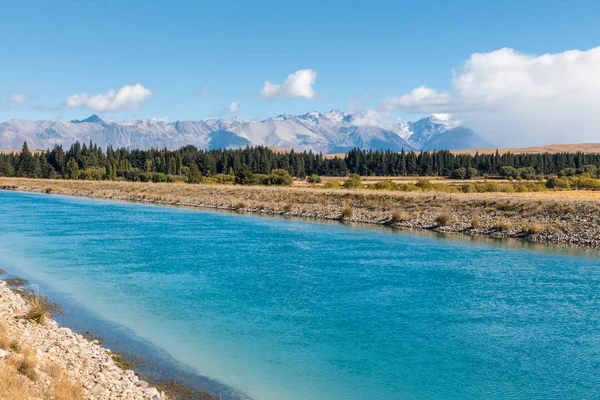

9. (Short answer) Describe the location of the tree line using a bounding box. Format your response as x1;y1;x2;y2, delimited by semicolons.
1;141;600;182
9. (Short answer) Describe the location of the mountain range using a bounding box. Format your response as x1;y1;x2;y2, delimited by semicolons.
0;111;493;153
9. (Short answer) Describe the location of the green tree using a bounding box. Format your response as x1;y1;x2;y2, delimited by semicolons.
186;162;203;184
235;164;255;185
16;142;34;177
66;158;80;180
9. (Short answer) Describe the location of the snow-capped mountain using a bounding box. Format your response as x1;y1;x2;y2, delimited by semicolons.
0;111;492;152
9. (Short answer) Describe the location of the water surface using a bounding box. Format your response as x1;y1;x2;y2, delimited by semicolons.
0;190;598;400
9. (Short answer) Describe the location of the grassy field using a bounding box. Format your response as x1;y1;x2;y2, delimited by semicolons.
451;143;600;156
1;177;599;247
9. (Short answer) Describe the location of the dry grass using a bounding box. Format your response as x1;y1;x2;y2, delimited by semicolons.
20;286;62;324
390;210;409;224
435;213;451;226
0;321;82;399
524;223;545;235
15;348;38;381
45;362;83;400
341;206;354;219
494;220;513;232
452;143;600;156
0;323;9;351
0;361;35;400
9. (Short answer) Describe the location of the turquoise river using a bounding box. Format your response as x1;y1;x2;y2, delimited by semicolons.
0;190;599;400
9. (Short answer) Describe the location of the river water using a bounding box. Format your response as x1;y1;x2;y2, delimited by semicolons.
0;190;598;400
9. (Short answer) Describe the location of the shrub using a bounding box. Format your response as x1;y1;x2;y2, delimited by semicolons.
471;214;480;228
306;174;321;184
435;213;451;226
559;167;577;177
390;210;408;223
323;181;341;189
341;206;354;219
450;167;466;179
20;286;62;325
374;180;395;190
466;167;478;180
545;176;570;189
494;221;512;232
579;165;598;176
213;173;235;184
416;179;433;190
283;204;292;213
80;167;107;181
235;164;255;185
525;223;544;234
500;166;519;180
267;169;293;186
343;174;363;189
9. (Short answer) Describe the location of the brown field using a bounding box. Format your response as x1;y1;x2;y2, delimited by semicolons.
0;149;44;155
1;177;599;247
451;143;600;156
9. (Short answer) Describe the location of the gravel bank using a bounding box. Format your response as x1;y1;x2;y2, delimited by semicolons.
0;280;167;399
0;178;599;247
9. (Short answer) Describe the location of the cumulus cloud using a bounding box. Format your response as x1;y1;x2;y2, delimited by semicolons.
382;47;600;146
66;84;152;112
382;86;452;112
261;69;317;99
10;93;28;104
210;101;239;117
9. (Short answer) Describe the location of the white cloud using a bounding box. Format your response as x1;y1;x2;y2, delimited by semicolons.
382;47;600;146
210;101;239;117
10;93;28;104
66;84;152;112
261;69;317;99
382;86;452;112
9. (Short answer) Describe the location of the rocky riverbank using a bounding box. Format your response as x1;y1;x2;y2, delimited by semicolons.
0;280;167;399
0;178;599;248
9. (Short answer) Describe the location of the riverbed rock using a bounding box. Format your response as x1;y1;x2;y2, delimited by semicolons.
0;282;167;399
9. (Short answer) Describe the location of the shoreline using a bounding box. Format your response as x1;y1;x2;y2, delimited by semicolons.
0;178;599;248
0;278;169;399
0;267;243;400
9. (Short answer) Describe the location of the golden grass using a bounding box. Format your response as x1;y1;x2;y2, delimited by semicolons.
0;361;35;400
15;347;38;381
452;143;600;156
45;362;83;400
0;321;82;399
20;286;60;324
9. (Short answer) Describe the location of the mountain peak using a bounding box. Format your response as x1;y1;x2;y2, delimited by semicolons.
1;110;491;152
71;114;105;124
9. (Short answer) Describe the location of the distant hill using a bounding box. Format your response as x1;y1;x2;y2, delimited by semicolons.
451;143;600;155
0;111;492;153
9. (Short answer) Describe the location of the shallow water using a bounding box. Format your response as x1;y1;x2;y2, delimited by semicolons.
0;190;599;400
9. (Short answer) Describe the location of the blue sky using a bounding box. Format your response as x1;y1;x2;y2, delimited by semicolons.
2;0;600;144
